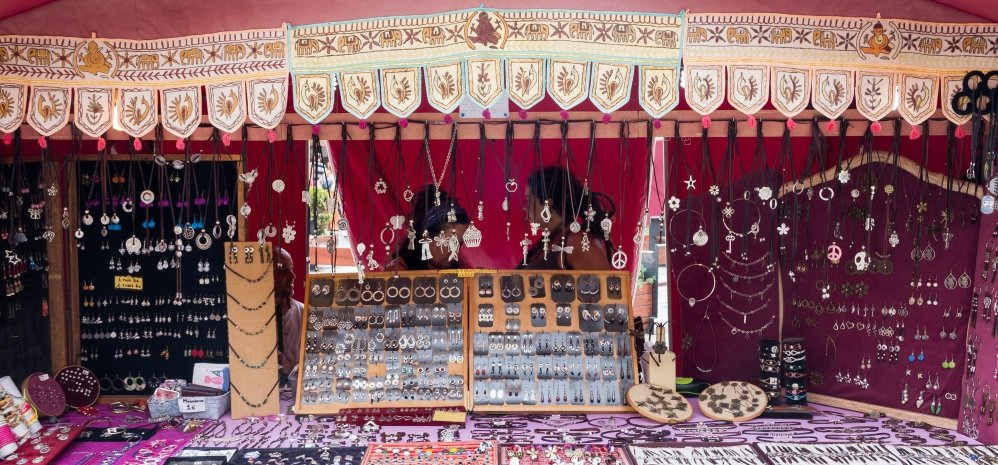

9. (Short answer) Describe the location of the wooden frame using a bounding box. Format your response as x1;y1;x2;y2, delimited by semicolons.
468;270;638;414
294;270;471;415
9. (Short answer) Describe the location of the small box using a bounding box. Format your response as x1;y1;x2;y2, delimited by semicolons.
192;364;229;391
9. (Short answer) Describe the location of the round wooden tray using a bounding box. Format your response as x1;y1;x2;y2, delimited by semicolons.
697;381;768;422
626;383;693;424
22;372;67;417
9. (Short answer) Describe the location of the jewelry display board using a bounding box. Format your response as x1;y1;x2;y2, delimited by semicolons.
782;162;977;420
294;271;469;415
469;271;638;413
77;160;237;396
0;160;52;383
226;241;280;418
626;444;769;465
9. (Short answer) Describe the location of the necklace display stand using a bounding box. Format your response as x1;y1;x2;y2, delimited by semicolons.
225;241;280;418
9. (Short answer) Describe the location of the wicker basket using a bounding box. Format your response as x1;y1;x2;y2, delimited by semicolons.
180;391;230;420
147;380;187;418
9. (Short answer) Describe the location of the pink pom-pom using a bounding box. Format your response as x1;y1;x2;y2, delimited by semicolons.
399;118;409;128
267;129;276;143
2;133;11;145
653;119;662;129
96;136;106;151
482;108;492;119
786;118;797;130
175;138;185;150
955;125;966;139
559;110;569;120
747;115;757;128
312;124;321;136
602;113;611;124
358;120;368;130
518;109;528;120
871;121;882;133
701;115;712;129
133;137;142;151
908;125;921;140
826;120;838;132
37;136;47;149
443;114;454;124
221;132;231;146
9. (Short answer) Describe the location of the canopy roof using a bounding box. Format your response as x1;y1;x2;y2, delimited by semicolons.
0;0;991;40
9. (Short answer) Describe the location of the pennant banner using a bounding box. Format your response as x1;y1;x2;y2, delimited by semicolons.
207;81;247;133
74;87;113;138
380;68;421;118
0;84;26;134
289;8;684;119
160;86;201;139
684;13;998;124
26;86;70;136
247;76;288;130
294;73;336;124
0;27;285;135
684;65;725;116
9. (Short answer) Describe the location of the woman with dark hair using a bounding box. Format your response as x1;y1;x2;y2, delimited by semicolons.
521;166;616;270
386;185;470;271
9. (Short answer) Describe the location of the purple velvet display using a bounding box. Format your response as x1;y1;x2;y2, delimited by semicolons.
780;162;978;419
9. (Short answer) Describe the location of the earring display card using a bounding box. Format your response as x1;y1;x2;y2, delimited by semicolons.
626;444;769;465
77;161;237;397
225;241;280;418
295;272;469;415
469;271;637;413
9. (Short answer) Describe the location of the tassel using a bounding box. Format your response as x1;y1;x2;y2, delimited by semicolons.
602;113;611;124
955;125;966;139
2;133;11;145
871;121;882;133
701;115;712;129
443;114;454;124
399;118;409;128
653;119;662;129
518;109;528;120
175;138;185;150
37;136;47;149
482;108;492;119
747;115;757;128
786;118;797;130
826;120;838;132
908;125;921;140
221;132;231;146
559;110;569;120
267;129;276;143
133;137;142;151
96;136;106;151
312;124;321;135
358;119;368;130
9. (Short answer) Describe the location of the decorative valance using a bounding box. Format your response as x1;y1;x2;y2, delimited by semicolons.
0;27;288;140
288;8;685;122
683;14;998;128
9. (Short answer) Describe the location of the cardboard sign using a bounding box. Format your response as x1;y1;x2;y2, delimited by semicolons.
113;276;143;291
178;397;206;413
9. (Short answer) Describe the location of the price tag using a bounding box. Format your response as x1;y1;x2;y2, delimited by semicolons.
114;276;143;291
178;397;206;413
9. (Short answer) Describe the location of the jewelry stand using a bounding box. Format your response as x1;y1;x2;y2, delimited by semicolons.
645;323;676;390
225;242;280;418
469;270;639;413
294;271;470;415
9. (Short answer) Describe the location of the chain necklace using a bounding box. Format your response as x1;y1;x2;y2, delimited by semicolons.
717;266;771;283
228;313;276;336
720;278;774;301
717;297;772;324
230;380;278;408
692;307;716;373
224;262;272;283
226;288;275;311
228;343;277;369
425;123;456;206
718;313;776;339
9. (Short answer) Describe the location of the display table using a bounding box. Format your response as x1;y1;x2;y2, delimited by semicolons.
44;391;978;465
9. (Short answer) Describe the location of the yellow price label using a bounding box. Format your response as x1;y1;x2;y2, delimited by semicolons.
114;276;143;291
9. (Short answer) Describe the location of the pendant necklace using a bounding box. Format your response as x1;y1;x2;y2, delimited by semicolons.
279;126;297;245
463;122;487;248
502;123;518;240
425;122;456;207
634;120;657;246
531;121;550;232
692;306;717;373
610;122;629;270
122;142;142;255
563;121;589;235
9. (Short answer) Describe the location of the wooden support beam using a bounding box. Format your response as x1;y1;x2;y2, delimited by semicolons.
14;110;954;142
